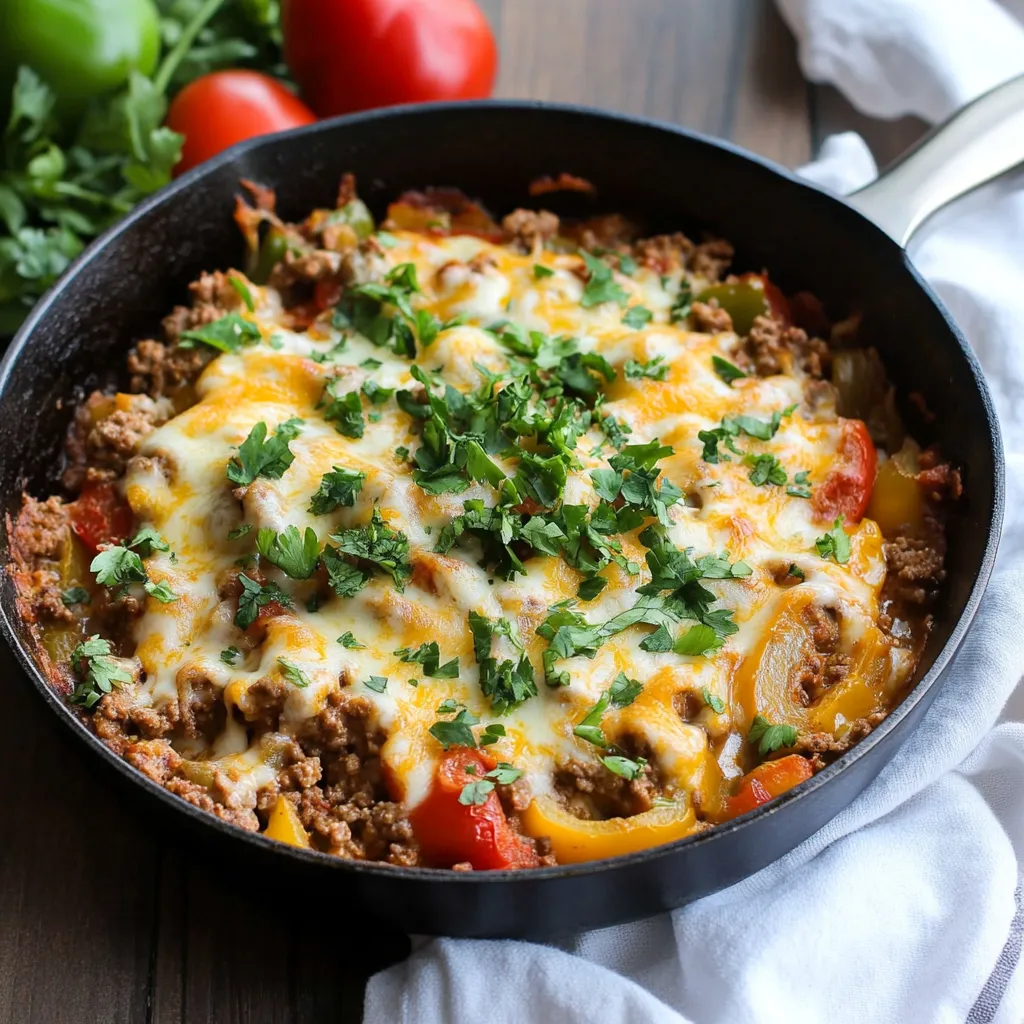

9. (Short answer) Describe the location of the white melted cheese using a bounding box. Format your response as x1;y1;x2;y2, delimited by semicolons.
123;231;894;824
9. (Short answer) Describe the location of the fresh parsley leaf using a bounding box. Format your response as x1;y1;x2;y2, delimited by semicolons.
578;576;607;601
573;691;611;747
91;546;146;590
228;275;255;312
788;563;806;580
581;251;628;308
60;586;90;606
360;357;383;370
394;445;409;462
639;624;673;652
670;279;693;322
815;517;851;564
624;355;668;380
363;675;388;693
786;470;812;499
748;713;799;755
337;632;365;649
429;707;479;750
619;254;638;275
228;524;253;540
745;452;788;487
600;414;632;448
235;575;292;630
362;379;395;405
394;641;459;679
227;418;303;485
673;623;722;656
487;762;523;784
257;525;320;580
328;509;412;590
308;465;366;515
701;686;726;713
144;579;179;603
711;355;747;385
321;546;369;598
601;754;646;780
622;306;653;329
129;526;169;556
480;722;506;746
533;263;555;280
319;379;365;438
468;611;537;714
180;313;261;353
459;779;495;804
220;647;240;665
69;634;133;708
609;672;642;707
278;657;311;688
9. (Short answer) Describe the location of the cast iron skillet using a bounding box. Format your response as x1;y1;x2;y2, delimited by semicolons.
0;83;1017;937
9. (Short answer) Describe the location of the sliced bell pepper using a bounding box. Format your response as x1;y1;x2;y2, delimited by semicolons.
264;795;311;848
696;273;790;335
68;482;134;554
813;418;877;524
721;754;813;821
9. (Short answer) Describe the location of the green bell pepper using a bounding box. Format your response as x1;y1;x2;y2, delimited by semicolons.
0;0;161;116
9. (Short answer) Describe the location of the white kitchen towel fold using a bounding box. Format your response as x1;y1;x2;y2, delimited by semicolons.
365;3;1024;1021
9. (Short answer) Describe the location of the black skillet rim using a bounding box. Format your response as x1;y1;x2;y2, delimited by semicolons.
0;98;1006;885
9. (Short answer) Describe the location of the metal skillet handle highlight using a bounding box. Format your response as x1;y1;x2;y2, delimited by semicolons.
847;72;1024;245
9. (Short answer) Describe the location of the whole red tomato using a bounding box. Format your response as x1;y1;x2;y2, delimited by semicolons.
282;0;497;117
167;70;317;175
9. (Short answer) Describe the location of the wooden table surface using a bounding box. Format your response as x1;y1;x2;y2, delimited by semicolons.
0;3;927;1022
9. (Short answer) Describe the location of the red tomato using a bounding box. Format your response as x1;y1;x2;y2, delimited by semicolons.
409;749;539;870
167;70;317;176
69;482;133;554
813;418;878;524
724;755;813;820
282;0;498;117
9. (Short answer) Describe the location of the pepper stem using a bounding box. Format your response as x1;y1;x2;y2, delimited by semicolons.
153;0;229;96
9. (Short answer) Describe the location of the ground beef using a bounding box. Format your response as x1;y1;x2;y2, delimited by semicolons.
502;208;560;251
555;755;657;820
167;771;259;832
8;496;73;624
883;535;946;605
633;232;695;273
94;685;177;753
802;378;839;422
568;213;635;251
792;712;887;770
234;676;289;732
746;314;829;378
690;300;733;333
177;666;226;742
689;239;734;282
127;339;208;398
793;604;850;706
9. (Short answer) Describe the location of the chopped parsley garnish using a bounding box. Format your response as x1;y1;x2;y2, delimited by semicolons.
479;723;506;746
468;611;537;714
362;379;395;405
601;755;647;780
748;713;799;754
60;586;89;606
580;251;628;308
235;575;292;630
622;306;653;329
91;546;146;593
533;263;554;280
305;593;323;613
573;691;610;747
619;254;638;275
308;466;366;515
458;761;523;805
711;355;747;385
363;675;388;694
129;526;169;556
228;275;255;312
624;355;668;380
608;672;643;707
701;686;725;714
360;357;383;370
319;379;365;438
639;624;673;652
257;525;320;580
577;576;607;601
670;279;693;322
327;508;412;591
143;579;179;603
787;563;806;580
337;632;365;649
278;657;311;688
227;524;253;540
333;262;423;357
179;313;261;353
220;647;240;665
227;418;303;485
394;641;459;679
69;635;133;708
429;707;479;750
745;452;788;487
786;471;812;499
815;517;851;564
699;406;795;464
322;546;369;598
673;623;722;656
600;413;632;448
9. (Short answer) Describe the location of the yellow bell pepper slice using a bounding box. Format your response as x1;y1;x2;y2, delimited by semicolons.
867;458;924;535
264;795;310;849
520;796;697;864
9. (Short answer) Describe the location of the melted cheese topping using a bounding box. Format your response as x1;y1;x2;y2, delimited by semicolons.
123;231;900;836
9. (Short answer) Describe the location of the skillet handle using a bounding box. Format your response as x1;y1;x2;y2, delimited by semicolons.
846;72;1024;245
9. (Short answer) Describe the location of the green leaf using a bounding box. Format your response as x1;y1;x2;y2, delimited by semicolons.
257;525;320;580
622;306;653;329
309;466;366;515
601;754;646;780
609;672;642;707
624;355;668;380
711;355;748;385
363;675;388;693
429;708;479;750
670;279;693;322
362;379;395;405
702;686;726;713
674;624;722;656
533;263;555;279
235;575;292;630
61;586;90;606
228;275;255;312
227;418;304;485
319;380;365;438
69;633;133;708
337;632;365;649
573;691;611;747
577;576;607;601
278;657;311;688
394;641;459;679
227;524;253;540
129;526;169;556
220;647;240;665
180;313;261;353
639;624;673;652
748;713;799;754
815;517;851;564
580;251;629;308
144;579;179;603
329;509;412;590
321;546;369;599
91;546;146;589
787;563;806;581
459;779;495;805
786;470;812;499
745;453;788;487
486;762;523;784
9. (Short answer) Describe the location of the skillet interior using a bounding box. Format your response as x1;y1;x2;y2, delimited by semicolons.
0;102;1003;937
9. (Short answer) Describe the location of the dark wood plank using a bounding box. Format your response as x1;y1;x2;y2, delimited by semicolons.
0;650;157;1024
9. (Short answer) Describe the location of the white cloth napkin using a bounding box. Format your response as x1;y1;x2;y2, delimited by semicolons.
365;3;1024;1020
